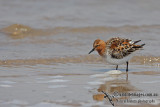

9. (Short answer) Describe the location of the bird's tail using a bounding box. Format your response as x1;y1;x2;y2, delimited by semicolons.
133;44;145;48
133;40;141;44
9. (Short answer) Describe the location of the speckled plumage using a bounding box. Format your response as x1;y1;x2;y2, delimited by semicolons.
106;37;144;59
89;37;145;72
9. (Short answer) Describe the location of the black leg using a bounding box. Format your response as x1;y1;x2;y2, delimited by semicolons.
126;61;128;72
116;65;118;70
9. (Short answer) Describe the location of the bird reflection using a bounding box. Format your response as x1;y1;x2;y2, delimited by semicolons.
93;72;136;103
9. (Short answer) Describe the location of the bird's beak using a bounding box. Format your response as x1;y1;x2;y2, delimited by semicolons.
88;48;95;54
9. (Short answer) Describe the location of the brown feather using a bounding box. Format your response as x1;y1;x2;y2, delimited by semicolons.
106;37;144;59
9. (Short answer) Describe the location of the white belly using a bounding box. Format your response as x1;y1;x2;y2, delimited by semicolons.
105;52;133;65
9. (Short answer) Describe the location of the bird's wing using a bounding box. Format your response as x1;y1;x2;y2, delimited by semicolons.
106;37;144;59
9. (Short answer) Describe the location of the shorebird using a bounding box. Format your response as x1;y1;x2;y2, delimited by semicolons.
88;37;145;72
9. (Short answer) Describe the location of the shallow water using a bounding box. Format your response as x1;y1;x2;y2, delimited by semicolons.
0;0;160;107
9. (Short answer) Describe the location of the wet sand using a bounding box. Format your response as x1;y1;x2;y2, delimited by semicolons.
0;64;159;107
0;0;160;107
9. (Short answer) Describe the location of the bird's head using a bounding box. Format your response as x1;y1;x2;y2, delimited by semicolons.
88;39;106;56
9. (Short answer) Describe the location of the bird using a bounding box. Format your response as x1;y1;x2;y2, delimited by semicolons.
88;37;145;72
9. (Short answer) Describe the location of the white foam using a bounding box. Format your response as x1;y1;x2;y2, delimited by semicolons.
48;85;67;88
102;77;116;81
3;99;28;105
49;75;64;79
0;81;16;84
0;85;12;87
88;81;104;85
90;70;122;78
84;86;92;90
37;79;70;83
105;70;122;75
48;79;70;83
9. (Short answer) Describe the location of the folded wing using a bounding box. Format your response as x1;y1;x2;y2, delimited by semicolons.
106;37;145;59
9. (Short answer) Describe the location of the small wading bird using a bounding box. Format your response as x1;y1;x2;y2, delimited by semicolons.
88;37;145;72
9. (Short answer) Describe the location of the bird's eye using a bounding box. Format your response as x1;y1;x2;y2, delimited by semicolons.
96;44;100;47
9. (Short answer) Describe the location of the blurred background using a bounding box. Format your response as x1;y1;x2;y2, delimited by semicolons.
0;0;160;107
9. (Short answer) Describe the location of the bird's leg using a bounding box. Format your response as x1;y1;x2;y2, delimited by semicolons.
126;72;128;82
126;61;128;72
116;65;118;70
